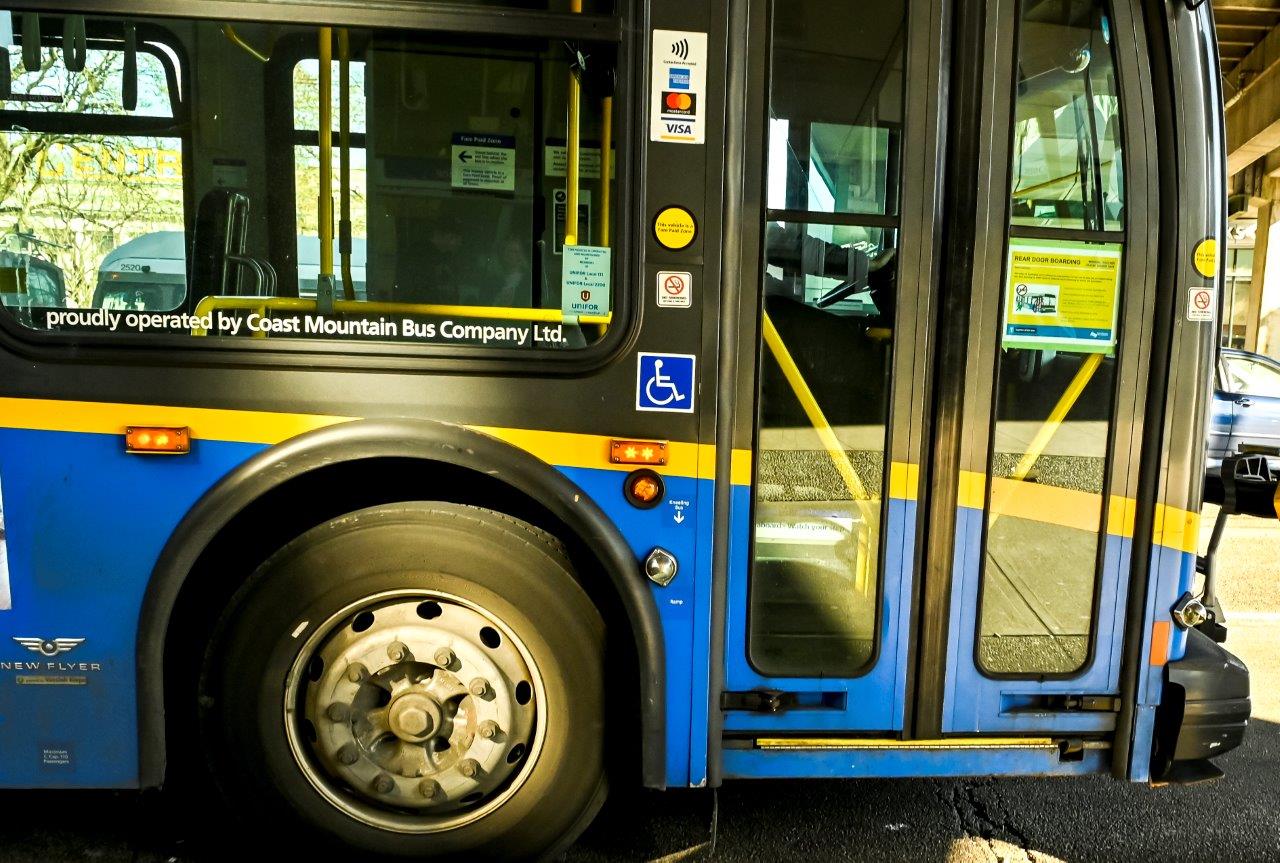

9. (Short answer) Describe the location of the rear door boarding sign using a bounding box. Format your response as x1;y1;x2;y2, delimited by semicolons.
650;30;707;145
1002;239;1122;353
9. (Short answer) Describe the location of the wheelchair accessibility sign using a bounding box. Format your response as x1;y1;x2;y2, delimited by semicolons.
637;352;696;413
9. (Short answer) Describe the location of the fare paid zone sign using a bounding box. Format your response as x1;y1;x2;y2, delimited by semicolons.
1002;240;1123;354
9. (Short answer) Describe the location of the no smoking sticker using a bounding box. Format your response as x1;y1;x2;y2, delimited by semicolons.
657;271;692;308
1188;287;1214;322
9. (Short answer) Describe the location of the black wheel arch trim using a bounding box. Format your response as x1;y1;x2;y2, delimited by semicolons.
136;418;667;790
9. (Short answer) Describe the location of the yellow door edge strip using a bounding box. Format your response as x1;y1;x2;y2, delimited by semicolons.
889;461;920;502
1152;503;1201;556
754;738;1058;751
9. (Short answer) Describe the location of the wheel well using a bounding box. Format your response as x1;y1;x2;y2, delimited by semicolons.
162;456;641;787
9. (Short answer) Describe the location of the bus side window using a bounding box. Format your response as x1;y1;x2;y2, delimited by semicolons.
0;18;184;320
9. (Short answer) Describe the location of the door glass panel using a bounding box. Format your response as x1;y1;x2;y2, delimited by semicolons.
749;0;906;677
1009;0;1123;231
977;0;1125;676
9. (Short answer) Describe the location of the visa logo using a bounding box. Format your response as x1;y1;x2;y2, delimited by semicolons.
668;67;692;90
665;122;694;135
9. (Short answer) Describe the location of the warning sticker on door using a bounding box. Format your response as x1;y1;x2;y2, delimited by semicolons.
650;30;708;145
1188;286;1215;322
451;133;516;192
657;271;692;308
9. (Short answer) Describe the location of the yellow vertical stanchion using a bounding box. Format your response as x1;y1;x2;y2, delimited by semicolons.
564;2;583;250
317;28;334;295
337;28;354;301
600;95;612;247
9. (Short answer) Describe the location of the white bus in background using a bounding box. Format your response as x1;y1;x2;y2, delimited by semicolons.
93;232;367;309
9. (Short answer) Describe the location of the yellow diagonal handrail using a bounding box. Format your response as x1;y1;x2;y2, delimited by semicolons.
762;310;876;592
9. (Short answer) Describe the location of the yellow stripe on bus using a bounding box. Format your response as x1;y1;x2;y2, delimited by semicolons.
0;397;1203;548
0;396;351;444
0;396;753;483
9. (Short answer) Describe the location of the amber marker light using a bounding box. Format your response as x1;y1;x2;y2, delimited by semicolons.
624;469;665;510
125;426;191;455
610;438;668;466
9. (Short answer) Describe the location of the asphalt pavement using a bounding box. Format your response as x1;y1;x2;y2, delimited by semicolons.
0;511;1275;862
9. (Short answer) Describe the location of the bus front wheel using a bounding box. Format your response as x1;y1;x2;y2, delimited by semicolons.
200;502;607;860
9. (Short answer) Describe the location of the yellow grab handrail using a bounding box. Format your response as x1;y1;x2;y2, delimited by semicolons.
192;296;613;333
317;28;335;286
220;24;271;64
337;28;355;301
1009;352;1103;483
987;351;1105;531
564;0;583;247
600;95;613;247
762;311;876;592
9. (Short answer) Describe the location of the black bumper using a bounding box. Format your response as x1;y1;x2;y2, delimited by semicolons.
1153;628;1250;779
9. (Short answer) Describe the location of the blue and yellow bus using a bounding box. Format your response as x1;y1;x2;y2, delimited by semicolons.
0;0;1270;858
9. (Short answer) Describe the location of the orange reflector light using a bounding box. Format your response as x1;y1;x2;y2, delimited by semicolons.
125;426;191;455
1149;620;1172;667
610;439;668;466
624;469;665;510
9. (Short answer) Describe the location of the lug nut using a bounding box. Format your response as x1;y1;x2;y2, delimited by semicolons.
337;744;359;766
388;641;409;662
327;703;351;722
458;758;480;778
372;773;396;794
418;778;441;799
434;647;455;668
346;663;368;684
478;720;499;740
469;678;489;698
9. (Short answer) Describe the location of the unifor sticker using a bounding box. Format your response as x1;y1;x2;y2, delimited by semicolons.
650;30;708;145
451;133;516;192
653;206;697;251
0;472;9;611
1187;287;1215;322
562;245;612;318
657;271;692;308
1002;239;1123;354
1193;237;1219;279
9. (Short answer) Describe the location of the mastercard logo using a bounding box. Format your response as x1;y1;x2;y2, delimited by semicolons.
661;91;697;116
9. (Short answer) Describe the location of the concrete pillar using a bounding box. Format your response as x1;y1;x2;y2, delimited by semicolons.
1247;199;1271;352
1259;202;1280;358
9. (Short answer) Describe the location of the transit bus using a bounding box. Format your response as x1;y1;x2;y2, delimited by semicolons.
0;0;1272;858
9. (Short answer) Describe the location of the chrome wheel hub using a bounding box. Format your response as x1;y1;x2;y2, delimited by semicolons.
285;593;542;832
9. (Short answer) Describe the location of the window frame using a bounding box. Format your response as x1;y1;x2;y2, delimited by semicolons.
0;0;638;376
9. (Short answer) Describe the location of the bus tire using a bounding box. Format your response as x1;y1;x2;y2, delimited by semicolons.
200;502;607;861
